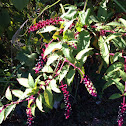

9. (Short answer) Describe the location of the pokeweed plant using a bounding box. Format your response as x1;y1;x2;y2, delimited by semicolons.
0;0;126;125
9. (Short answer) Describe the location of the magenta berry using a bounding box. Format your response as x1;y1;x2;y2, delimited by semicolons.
117;104;126;126
60;81;72;119
83;75;97;97
35;46;47;73
28;17;64;32
26;107;34;126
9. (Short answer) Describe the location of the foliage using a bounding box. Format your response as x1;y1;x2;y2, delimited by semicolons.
0;0;126;125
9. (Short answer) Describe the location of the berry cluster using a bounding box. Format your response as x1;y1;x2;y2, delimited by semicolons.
83;75;97;97
60;81;72;119
35;47;47;73
26;107;34;126
117;104;126;126
28;17;64;32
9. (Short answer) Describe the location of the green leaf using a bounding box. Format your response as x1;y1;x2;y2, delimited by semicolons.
0;107;4;124
105;33;121;42
49;79;61;93
79;8;90;25
64;19;74;32
102;78;121;91
63;30;75;41
4;104;16;120
22;88;33;98
77;30;90;51
5;86;12;101
59;65;69;82
12;90;24;99
28;73;35;88
31;104;36;116
36;94;44;112
76;48;93;60
44;86;53;109
106;22;123;27
119;18;126;27
37;26;59;34
119;69;126;81
112;37;126;50
98;36;109;64
112;79;125;94
106;62;124;74
113;52;122;63
109;93;122;99
16;52;37;67
35;75;42;87
66;69;75;85
97;0;108;22
11;0;29;11
17;78;29;88
46;54;59;66
61;5;77;20
42;65;53;73
62;44;74;62
44;42;62;57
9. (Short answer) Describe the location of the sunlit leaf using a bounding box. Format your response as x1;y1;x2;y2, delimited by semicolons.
12;90;24;99
42;65;53;73
36;26;59;34
61;5;77;20
49;79;61;93
4;104;16;120
98;36;109;64
44;42;62;57
36;94;44;112
79;8;90;25
76;48;93;60
62;44;74;62
17;78;29;88
46;54;59;66
28;73;35;88
119;69;126;81
66;69;75;85
119;18;126;27
59;65;69;82
5;86;12;101
44;86;53;109
0;107;4;124
31;104;36;116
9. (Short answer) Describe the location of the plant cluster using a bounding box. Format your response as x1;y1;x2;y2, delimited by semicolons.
0;0;126;125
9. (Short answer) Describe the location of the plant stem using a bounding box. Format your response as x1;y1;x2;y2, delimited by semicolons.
83;0;88;11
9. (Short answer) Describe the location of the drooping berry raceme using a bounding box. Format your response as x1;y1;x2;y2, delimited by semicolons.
28;17;64;32
83;75;97;97
26;96;34;126
117;81;126;126
35;46;47;73
26;107;34;126
60;81;72;119
117;103;126;126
